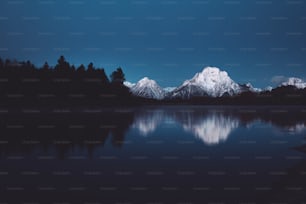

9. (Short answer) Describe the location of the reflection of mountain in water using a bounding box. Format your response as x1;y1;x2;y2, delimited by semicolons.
175;112;239;145
133;110;164;136
133;109;240;145
279;123;306;133
132;107;306;145
1;107;306;157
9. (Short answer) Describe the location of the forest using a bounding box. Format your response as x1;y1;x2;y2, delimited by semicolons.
0;56;143;107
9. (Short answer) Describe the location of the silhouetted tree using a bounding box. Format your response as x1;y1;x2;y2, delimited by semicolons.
110;67;125;84
55;55;70;72
77;64;85;72
4;59;11;68
23;60;35;71
42;61;49;71
0;58;3;70
100;68;110;84
70;65;76;71
87;62;94;72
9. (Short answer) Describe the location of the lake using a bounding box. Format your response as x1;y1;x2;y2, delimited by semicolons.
0;106;306;203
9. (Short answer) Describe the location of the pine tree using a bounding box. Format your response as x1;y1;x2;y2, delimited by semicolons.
42;61;49;71
55;55;70;72
87;62;95;72
110;67;125;85
0;58;3;70
77;64;86;72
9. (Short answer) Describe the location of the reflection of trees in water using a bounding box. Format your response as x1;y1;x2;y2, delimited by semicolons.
0;111;134;158
1;107;306;157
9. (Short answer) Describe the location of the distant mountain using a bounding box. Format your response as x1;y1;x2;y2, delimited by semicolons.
123;81;136;88
125;67;305;101
163;87;176;93
171;67;242;99
281;77;306;89
130;77;165;100
264;86;273;92
239;83;262;93
244;83;262;92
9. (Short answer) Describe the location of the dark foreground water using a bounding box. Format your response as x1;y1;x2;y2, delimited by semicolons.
0;106;306;203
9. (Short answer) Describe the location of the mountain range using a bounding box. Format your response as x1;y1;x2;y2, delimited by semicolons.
125;67;306;100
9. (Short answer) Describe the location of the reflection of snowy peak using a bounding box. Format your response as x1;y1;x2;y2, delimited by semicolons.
281;77;306;89
130;77;165;100
133;110;164;136
133;109;239;143
177;113;239;145
171;67;242;98
131;108;306;144
287;123;306;133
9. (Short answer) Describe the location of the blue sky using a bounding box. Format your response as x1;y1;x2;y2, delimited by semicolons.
0;0;306;88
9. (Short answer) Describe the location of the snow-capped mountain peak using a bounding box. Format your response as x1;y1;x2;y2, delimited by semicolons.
137;77;155;86
124;81;136;88
172;67;242;98
243;83;262;92
130;77;165;100
264;86;273;92
163;87;176;93
281;77;306;89
187;67;231;85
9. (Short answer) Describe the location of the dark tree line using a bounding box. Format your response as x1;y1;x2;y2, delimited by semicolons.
0;56;135;107
0;55;125;85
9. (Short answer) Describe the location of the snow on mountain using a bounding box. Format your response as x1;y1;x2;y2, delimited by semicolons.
264;86;273;92
127;67;293;100
281;77;306;89
124;81;136;88
130;77;165;100
244;83;262;92
171;67;242;98
163;87;176;93
239;83;262;93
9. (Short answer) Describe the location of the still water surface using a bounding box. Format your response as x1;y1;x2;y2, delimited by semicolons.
0;106;306;203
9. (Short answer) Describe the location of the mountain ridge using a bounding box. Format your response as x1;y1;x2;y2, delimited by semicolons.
127;67;260;99
171;67;242;99
129;77;165;100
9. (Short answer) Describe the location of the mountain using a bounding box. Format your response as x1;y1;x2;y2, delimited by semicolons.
239;83;262;93
244;83;262;92
163;87;176;93
264;86;273;92
171;67;242;99
123;81;136;88
126;67;305;101
281;77;306;89
130;77;165;100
